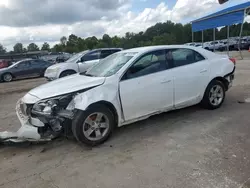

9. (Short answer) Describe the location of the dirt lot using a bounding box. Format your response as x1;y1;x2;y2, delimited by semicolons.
0;55;250;188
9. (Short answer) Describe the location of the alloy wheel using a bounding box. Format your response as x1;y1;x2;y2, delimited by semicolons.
209;85;224;106
83;112;110;141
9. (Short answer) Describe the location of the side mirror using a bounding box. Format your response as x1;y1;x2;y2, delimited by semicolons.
218;0;228;4
77;58;85;63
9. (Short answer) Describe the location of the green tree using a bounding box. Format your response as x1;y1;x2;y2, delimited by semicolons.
13;43;23;53
102;34;112;47
23;48;27;53
41;42;50;51
48;21;250;53
0;44;6;54
66;34;79;53
60;36;67;46
52;44;63;52
27;43;39;51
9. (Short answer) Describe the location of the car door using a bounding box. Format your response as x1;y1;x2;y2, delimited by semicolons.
119;50;174;121
12;61;32;78
78;50;101;72
168;48;210;108
31;60;51;76
29;60;43;76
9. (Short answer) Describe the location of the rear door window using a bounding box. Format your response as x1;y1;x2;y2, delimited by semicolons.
17;61;30;69
167;48;205;67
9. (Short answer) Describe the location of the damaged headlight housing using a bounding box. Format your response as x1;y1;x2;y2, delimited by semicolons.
32;95;73;116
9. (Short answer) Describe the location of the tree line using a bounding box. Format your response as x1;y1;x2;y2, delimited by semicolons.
1;21;250;54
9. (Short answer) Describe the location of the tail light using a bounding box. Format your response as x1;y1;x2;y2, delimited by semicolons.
229;58;236;65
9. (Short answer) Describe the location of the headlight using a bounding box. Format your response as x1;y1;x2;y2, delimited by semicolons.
46;67;60;74
32;95;73;116
32;99;58;115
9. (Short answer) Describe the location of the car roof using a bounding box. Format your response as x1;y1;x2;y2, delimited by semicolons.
120;45;203;53
119;45;221;59
89;48;123;52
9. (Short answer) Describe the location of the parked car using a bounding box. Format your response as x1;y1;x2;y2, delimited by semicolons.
203;41;225;51
44;48;122;80
184;43;196;46
55;53;72;63
233;38;250;50
0;59;12;69
0;45;235;146
0;59;52;82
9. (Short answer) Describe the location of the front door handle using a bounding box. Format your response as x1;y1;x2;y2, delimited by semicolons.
161;80;171;84
200;69;208;73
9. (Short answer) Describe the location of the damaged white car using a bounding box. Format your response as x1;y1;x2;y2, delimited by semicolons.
0;45;235;146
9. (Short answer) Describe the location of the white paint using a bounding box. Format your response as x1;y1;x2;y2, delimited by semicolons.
119;69;174;121
28;74;105;99
173;59;210;108
77;60;99;73
44;49;122;80
9;45;235;142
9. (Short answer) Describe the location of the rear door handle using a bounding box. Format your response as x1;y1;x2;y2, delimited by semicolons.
161;80;171;84
200;69;207;73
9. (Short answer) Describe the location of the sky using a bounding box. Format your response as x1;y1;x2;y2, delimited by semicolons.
0;0;249;51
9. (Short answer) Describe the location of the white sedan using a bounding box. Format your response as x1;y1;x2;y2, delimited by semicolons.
0;45;235;146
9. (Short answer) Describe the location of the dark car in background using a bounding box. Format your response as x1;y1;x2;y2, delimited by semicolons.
233;38;250;50
0;60;13;69
55;53;72;63
0;59;52;82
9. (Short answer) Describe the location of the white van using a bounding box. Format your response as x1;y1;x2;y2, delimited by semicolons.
44;48;122;80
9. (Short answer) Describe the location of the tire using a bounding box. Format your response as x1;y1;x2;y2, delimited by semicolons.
59;70;76;78
72;104;115;146
201;80;226;110
2;73;13;82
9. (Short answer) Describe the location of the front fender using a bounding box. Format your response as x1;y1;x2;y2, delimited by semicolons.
73;83;124;125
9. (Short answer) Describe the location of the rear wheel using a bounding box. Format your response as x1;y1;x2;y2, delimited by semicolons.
72;104;115;146
201;80;225;110
59;70;76;78
2;73;13;82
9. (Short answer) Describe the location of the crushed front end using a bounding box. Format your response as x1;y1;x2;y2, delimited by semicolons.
0;94;75;143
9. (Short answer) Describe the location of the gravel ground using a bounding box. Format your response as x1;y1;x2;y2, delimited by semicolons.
0;57;250;188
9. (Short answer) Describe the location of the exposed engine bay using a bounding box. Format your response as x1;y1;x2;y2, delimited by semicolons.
0;94;76;143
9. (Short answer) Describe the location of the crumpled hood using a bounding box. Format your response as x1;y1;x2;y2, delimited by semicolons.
28;74;105;100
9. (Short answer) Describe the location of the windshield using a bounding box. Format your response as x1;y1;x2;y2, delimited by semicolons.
66;50;89;63
84;52;137;77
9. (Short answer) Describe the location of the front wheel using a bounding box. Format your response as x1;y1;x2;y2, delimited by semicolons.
201;80;226;110
72;104;115;146
2;73;13;82
59;70;76;78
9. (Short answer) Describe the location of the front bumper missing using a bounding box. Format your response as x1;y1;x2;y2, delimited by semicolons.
0;100;52;143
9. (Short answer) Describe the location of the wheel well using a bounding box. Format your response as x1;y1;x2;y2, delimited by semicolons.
87;101;119;126
60;70;76;77
212;77;229;91
1;72;14;79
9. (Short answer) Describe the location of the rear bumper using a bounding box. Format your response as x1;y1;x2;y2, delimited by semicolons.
224;67;235;90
